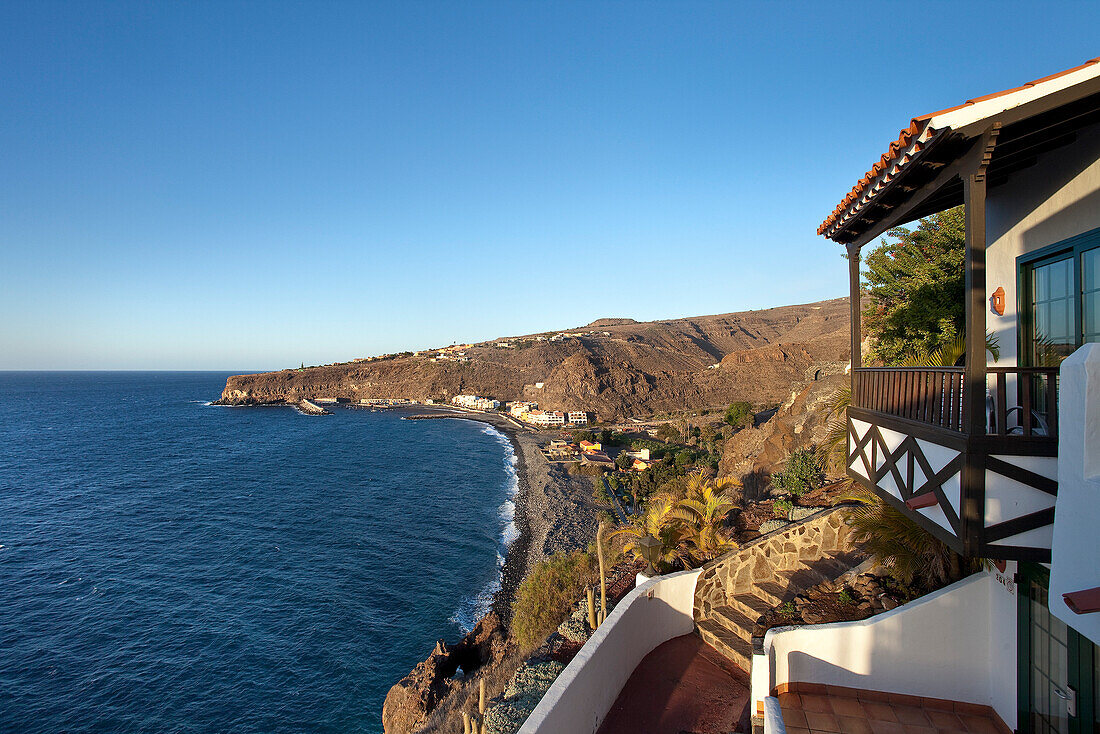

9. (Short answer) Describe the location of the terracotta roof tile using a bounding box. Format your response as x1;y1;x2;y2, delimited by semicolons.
818;58;1100;238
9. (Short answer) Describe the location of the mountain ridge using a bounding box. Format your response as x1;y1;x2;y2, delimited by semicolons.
216;296;851;421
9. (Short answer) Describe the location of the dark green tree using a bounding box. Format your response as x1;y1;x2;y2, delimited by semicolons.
724;401;753;429
862;206;965;364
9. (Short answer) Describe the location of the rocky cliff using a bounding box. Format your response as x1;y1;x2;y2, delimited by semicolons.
216;297;850;422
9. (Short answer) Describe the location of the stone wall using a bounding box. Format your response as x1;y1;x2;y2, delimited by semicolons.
694;507;856;620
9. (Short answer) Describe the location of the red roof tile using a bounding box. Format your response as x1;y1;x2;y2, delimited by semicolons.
818;58;1100;238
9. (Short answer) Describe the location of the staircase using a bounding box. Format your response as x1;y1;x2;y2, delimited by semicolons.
692;507;862;671
695;553;859;669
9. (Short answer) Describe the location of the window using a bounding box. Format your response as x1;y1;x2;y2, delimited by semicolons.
1020;228;1100;367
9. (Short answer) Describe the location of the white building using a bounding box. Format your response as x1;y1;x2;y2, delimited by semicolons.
567;411;589;425
451;395;499;411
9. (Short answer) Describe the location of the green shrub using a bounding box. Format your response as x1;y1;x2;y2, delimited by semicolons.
655;424;681;442
511;551;598;651
771;449;824;498
838;587;856;605
774;499;794;517
724;401;753;429
777;600;796;617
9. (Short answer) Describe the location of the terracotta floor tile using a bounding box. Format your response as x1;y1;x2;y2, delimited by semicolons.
805;711;842;732
779;692;803;709
859;689;892;702
831;696;867;717
926;710;965;729
954;702;991;717
801;694;834;713
782;709;809;728
934;729;970;734
786;728;810;734
894;705;931;726
922;698;956;711
902;726;936;734
868;720;907;734
863;701;900;722
957;714;1000;734
837;715;876;734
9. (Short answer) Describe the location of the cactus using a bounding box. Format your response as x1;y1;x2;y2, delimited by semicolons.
596;523;608;624
463;711;471;734
479;678;486;714
586;587;597;630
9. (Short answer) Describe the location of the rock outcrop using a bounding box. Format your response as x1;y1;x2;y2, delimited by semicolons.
718;373;848;499
382;612;507;734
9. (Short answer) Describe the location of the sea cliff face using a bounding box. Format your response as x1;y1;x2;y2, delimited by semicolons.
216;297;850;421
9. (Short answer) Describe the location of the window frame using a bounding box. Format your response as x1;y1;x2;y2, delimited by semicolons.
1017;226;1100;366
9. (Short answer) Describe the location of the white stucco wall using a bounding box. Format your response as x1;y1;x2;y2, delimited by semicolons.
986;121;1100;368
517;568;702;734
1050;343;1100;646
763;570;1019;729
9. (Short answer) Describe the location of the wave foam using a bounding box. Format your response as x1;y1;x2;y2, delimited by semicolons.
451;424;521;633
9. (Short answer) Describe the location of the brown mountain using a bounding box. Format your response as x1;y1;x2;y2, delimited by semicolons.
216;297;850;421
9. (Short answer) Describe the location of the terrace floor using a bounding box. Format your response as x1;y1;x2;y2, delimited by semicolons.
596;634;751;734
777;687;1009;734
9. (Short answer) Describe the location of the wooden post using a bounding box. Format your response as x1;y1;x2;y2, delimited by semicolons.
846;242;863;406
961;123;1000;556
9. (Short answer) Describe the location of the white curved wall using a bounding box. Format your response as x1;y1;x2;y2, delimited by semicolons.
518;568;703;734
762;571;1018;729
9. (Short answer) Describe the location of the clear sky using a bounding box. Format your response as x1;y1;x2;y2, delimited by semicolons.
3;1;1099;370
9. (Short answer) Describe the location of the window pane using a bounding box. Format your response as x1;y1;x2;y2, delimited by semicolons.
1086;292;1100;343
1084;248;1100;343
1030;257;1076;365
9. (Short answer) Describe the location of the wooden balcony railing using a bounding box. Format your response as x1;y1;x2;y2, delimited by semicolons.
988;366;1059;439
854;367;965;432
852;366;1060;439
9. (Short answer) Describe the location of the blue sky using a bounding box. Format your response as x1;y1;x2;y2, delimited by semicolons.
3;2;1099;370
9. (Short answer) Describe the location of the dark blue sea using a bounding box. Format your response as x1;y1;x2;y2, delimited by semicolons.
0;372;518;734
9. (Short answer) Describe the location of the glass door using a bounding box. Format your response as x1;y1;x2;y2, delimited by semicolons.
1018;563;1099;734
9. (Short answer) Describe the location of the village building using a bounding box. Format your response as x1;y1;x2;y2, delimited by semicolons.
578;440;601;454
567;411;589;425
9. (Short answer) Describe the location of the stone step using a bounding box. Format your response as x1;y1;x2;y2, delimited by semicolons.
754;581;801;607
779;566;832;592
708;605;758;639
726;592;773;622
695;618;751;671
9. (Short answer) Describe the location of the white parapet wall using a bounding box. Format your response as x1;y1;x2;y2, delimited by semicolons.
759;571;1018;729
1050;343;1100;647
518;568;703;734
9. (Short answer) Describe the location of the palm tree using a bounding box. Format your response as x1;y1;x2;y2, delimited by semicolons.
613;471;741;571
668;472;741;564
838;486;980;591
612;493;692;572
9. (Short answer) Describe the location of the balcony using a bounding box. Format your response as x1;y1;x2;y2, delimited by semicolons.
847;365;1060;561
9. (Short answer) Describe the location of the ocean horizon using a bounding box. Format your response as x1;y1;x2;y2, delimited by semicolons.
0;371;517;733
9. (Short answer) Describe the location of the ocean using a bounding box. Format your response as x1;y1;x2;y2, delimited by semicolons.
0;372;518;733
